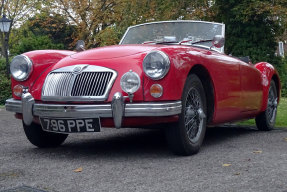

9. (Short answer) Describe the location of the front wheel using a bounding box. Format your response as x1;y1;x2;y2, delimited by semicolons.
165;74;207;156
23;122;68;148
255;80;278;131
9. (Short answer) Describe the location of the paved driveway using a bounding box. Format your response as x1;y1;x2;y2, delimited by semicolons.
0;108;287;192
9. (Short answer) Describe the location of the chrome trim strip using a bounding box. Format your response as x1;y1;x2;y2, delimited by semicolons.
5;98;182;119
5;98;22;113
42;65;117;102
22;93;35;125
111;92;125;128
125;101;182;116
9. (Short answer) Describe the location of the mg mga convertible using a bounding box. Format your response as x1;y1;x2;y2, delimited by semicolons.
5;21;280;155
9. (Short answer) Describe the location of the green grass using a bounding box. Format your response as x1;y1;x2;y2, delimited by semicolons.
238;97;287;128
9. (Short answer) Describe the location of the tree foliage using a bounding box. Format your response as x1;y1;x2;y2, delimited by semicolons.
0;0;41;53
11;34;64;55
46;0;119;48
212;0;286;63
21;13;76;49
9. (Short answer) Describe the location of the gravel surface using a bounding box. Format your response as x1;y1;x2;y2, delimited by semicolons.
0;108;287;192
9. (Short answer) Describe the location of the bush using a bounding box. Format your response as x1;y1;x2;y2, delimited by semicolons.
0;59;11;105
10;35;64;55
271;57;287;97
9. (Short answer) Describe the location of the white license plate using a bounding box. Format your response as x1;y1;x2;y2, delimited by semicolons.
40;117;101;133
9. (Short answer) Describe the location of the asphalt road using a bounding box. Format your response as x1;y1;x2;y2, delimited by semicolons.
0;107;287;192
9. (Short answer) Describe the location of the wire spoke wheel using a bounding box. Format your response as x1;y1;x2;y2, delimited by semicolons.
165;74;207;155
266;87;277;125
185;88;205;143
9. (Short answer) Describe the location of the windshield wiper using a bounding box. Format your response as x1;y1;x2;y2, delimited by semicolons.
179;39;212;45
156;41;178;44
143;41;179;45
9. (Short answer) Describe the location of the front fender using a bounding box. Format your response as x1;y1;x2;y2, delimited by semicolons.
11;50;75;99
255;62;281;112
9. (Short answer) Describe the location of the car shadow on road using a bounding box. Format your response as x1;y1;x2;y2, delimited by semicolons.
24;125;263;159
203;125;258;147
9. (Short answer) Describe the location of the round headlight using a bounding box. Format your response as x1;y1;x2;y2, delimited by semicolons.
120;71;141;94
10;55;33;81
143;50;170;80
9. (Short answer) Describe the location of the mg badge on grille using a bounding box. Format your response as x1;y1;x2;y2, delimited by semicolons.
73;66;83;74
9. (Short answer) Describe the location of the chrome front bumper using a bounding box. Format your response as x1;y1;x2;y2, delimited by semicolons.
5;92;182;128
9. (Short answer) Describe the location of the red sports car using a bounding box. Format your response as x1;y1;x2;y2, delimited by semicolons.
5;21;280;155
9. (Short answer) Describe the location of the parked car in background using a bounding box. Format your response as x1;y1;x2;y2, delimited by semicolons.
5;21;280;155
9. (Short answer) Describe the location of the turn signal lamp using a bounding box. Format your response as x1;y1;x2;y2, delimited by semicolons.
13;85;24;97
150;84;163;98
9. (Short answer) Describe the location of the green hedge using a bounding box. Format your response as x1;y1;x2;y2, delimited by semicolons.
0;59;11;105
272;57;287;97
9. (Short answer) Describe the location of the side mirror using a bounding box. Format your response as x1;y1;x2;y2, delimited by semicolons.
212;35;225;48
75;40;85;52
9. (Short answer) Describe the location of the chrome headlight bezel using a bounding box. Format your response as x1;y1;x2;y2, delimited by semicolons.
120;71;141;94
142;50;170;80
10;55;33;81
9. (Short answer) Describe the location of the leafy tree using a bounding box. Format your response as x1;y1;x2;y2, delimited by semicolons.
16;13;77;50
47;0;119;48
45;0;210;47
114;0;211;36
11;34;64;55
0;0;41;74
212;0;285;63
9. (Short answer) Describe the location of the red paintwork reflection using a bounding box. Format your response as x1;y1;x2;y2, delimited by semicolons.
11;45;281;126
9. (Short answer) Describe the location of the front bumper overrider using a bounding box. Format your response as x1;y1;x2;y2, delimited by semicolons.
5;92;182;128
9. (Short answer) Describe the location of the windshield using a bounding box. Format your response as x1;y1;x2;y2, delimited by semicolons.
120;21;225;53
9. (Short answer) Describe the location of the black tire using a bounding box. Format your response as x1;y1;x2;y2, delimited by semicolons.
255;80;278;131
165;74;207;156
23;122;68;148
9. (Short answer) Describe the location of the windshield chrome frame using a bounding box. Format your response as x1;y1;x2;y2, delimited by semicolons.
119;20;225;53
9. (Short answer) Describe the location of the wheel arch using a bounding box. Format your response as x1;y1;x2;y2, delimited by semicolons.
188;64;215;124
254;62;281;111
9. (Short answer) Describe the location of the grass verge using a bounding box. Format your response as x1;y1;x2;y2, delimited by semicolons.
238;97;287;128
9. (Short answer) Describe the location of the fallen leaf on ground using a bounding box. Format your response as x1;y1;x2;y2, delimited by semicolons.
234;172;240;175
222;163;232;167
253;150;262;154
73;167;83;172
284;137;287;142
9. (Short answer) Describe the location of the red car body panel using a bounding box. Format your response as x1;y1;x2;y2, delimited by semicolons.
11;44;280;126
11;50;75;99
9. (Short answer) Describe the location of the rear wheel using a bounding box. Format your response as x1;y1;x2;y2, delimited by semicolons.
255;80;278;131
23;122;68;148
165;74;207;155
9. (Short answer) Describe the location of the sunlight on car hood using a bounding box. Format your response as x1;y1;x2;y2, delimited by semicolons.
70;45;157;60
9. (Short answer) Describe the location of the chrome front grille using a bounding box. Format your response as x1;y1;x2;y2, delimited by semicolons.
71;72;113;96
42;65;117;101
43;72;73;97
